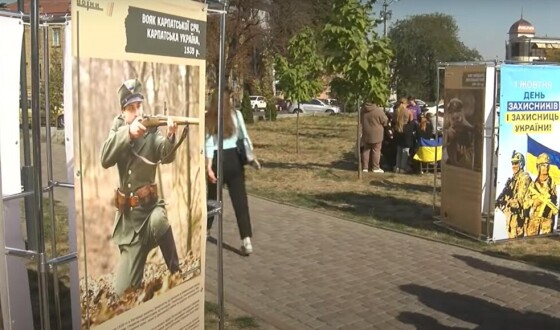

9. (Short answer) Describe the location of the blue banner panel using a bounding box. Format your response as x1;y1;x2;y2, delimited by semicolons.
494;64;560;240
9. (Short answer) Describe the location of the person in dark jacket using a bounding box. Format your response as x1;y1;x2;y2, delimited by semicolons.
393;103;416;173
360;102;388;173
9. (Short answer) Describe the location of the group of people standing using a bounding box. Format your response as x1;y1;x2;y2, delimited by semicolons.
360;97;443;174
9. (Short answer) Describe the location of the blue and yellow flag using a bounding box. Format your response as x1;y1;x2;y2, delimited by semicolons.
526;135;560;183
413;137;443;163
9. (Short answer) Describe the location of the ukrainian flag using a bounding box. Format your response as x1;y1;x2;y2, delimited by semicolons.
413;137;443;163
526;135;560;183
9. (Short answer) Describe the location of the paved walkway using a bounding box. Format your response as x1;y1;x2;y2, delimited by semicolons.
205;194;560;330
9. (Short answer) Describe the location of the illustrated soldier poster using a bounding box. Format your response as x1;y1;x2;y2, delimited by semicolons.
441;65;491;237
71;0;207;328
493;64;560;241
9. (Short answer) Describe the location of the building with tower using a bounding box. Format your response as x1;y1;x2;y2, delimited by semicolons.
506;15;560;62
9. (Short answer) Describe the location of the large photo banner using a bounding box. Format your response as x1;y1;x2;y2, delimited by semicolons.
493;64;560;241
72;1;207;328
441;65;489;237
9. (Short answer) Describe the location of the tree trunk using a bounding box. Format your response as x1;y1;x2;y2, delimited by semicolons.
357;98;362;179
296;101;300;154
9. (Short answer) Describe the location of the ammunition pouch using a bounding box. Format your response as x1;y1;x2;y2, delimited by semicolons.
114;184;158;212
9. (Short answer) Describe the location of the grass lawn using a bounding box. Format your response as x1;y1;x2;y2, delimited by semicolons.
244;114;560;272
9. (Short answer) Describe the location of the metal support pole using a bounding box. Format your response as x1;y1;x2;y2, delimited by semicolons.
432;66;442;215
30;0;51;328
18;0;38;255
216;2;227;329
43;24;63;330
382;0;388;38
485;61;500;240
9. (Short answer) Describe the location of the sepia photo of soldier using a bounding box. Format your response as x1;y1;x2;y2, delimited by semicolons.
100;78;181;295
444;98;476;169
524;153;558;236
495;151;532;238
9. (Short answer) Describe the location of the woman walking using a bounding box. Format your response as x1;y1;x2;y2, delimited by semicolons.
205;91;254;255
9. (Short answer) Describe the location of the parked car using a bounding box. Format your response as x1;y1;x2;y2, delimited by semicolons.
425;104;445;115
383;101;396;113
19;99;65;128
250;95;267;111
288;98;340;114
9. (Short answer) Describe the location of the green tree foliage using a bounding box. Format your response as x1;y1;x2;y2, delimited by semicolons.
544;49;560;63
0;3;7;9
240;89;254;124
275;27;323;152
275;27;324;105
39;48;64;126
322;0;394;107
260;52;277;121
389;13;482;101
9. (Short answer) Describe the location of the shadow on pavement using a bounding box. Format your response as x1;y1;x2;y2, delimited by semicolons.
303;191;438;231
397;312;469;330
207;236;247;257
399;284;560;329
453;254;560;292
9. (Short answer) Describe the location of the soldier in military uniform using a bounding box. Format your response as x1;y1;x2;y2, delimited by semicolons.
100;78;181;295
495;151;532;238
524;153;558;236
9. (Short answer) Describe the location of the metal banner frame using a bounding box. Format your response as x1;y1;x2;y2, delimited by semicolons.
0;3;76;329
432;60;560;244
206;2;228;329
432;61;500;243
1;0;229;328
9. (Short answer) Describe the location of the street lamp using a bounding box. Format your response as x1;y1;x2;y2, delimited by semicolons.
381;0;399;38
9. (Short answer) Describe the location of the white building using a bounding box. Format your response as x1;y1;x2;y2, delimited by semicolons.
505;16;560;62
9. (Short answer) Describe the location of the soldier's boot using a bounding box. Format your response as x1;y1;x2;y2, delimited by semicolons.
159;228;181;274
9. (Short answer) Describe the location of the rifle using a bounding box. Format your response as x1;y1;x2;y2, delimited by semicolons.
528;185;559;216
133;110;200;165
140;114;200;128
495;177;513;210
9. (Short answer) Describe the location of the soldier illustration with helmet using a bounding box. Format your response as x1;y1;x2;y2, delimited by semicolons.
496;151;532;238
524;153;558;236
100;78;181;295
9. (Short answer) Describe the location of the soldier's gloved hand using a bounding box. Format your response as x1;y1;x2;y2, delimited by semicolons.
167;117;178;139
129;118;146;140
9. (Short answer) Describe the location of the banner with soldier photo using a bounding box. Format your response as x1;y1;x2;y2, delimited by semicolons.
493;64;560;241
72;0;207;328
441;65;493;237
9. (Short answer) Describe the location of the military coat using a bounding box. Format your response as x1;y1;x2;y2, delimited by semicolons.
100;115;176;245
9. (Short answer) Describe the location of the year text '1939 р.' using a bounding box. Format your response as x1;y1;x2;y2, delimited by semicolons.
124;6;207;60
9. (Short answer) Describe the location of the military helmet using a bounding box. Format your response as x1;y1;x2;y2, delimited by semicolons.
537;153;551;166
511;151;525;168
118;78;144;109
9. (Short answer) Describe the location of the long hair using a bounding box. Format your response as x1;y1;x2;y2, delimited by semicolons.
394;104;410;133
205;90;236;138
418;116;428;132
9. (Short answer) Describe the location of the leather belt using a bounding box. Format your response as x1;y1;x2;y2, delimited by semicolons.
114;184;158;212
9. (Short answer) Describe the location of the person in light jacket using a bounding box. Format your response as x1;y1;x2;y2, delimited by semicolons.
205;90;255;255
